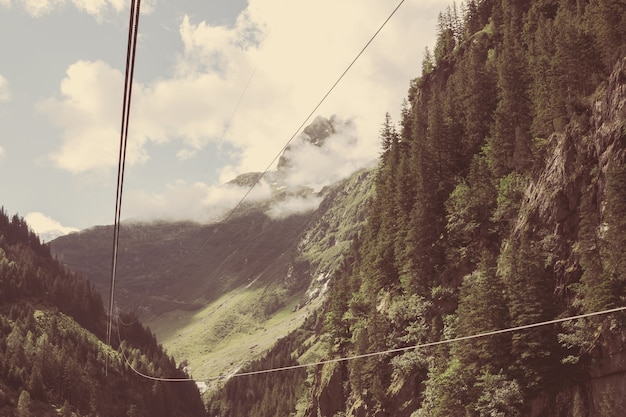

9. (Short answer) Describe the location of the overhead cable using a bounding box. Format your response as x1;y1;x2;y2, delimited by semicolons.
106;0;142;375
190;0;409;257
132;0;408;305
116;305;626;382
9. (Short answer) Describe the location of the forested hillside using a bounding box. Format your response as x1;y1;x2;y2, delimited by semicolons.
207;0;626;416
0;209;206;417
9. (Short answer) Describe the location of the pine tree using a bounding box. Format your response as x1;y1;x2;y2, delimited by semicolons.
460;35;498;158
489;0;533;176
585;0;626;73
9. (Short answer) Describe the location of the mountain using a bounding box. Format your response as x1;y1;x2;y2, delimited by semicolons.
205;1;626;416
49;117;376;391
0;208;206;417
50;115;371;320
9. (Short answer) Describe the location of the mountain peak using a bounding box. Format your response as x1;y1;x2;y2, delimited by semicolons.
277;115;337;171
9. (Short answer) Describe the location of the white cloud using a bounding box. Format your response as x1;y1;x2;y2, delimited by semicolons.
123;179;273;223
0;146;4;158
124;117;373;222
24;211;79;241
266;194;323;220
20;0;62;17
44;0;444;173
278;118;375;192
5;0;149;18
39;60;145;174
0;75;10;102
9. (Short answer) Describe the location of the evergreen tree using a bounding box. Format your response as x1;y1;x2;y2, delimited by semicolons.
453;254;510;373
499;235;558;391
585;0;626;73
577;173;613;312
489;0;533;176
17;390;31;417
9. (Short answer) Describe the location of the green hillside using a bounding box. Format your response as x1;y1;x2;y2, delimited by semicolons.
42;0;626;415
50;117;373;324
0;209;206;417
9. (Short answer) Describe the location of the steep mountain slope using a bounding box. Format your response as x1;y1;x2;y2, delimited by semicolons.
205;1;626;416
0;209;206;417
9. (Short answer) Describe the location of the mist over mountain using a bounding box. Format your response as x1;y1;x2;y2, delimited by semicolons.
50;149;374;395
23;212;79;242
121;115;375;224
49;114;377;390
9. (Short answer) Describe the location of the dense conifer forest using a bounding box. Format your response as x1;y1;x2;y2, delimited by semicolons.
0;208;206;417
207;0;626;416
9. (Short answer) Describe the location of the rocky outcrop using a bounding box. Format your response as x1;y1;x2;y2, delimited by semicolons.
305;362;346;417
519;58;626;417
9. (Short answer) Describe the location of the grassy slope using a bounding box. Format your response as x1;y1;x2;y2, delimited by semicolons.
147;284;324;394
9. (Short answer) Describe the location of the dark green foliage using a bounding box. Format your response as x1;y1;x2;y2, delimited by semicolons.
499;235;559;391
51;210;317;318
315;0;625;414
332;0;625;411
453;255;509;373
0;209;206;417
474;371;524;417
576;172;613;313
585;0;626;72
206;328;311;417
446;154;499;266
0;209;104;334
489;4;533;176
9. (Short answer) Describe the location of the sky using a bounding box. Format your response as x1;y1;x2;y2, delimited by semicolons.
0;0;450;238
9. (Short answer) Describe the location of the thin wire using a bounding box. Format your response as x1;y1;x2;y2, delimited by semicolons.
106;0;142;375
188;0;409;259
116;305;626;382
116;315;195;382
107;0;136;351
142;0;408;294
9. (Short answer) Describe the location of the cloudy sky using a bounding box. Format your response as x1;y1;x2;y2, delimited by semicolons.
0;0;449;237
